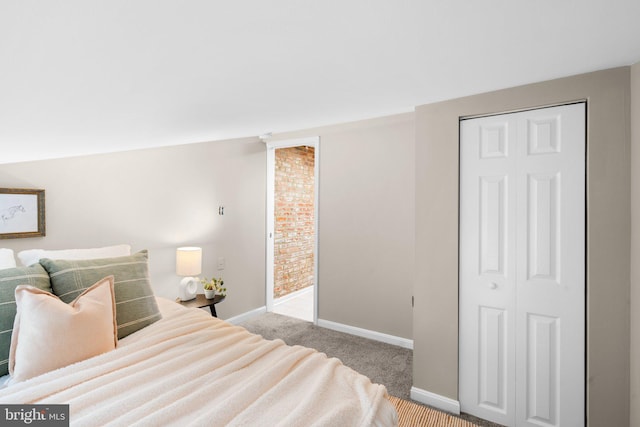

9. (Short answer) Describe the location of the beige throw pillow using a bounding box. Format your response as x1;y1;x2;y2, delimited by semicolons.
9;276;117;382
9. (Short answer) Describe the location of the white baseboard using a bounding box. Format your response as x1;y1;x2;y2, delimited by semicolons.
410;386;460;415
226;309;413;351
225;306;267;325
317;318;413;349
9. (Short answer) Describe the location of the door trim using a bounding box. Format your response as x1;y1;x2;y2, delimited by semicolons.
265;136;320;324
459;99;587;121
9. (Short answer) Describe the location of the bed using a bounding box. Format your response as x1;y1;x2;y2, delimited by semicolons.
0;247;398;426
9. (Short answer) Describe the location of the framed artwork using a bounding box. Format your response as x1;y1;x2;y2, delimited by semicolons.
0;188;46;239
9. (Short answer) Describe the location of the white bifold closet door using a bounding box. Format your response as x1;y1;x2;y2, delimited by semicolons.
459;103;585;427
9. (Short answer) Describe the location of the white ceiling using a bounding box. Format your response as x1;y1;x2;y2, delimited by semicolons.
1;0;639;164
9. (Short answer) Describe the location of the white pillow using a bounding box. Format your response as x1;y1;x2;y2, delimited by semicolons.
0;249;16;270
17;244;131;267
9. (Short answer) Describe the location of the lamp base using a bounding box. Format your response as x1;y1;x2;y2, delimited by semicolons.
178;277;198;301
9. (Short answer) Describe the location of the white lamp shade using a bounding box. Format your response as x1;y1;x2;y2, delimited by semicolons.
176;247;202;276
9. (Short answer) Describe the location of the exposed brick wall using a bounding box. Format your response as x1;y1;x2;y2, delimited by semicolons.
274;146;315;298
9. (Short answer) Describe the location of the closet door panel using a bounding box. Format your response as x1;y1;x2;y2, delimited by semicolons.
515;104;585;427
460;103;585;427
460;116;517;427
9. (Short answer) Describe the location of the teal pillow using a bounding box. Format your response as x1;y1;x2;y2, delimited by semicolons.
40;250;161;339
0;264;52;376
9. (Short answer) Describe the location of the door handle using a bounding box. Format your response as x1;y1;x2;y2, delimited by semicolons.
488;282;497;290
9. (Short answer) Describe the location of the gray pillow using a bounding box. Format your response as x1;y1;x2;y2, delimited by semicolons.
40;250;161;339
0;264;52;376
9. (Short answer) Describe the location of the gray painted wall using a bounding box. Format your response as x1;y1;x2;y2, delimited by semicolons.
0;113;416;340
0;138;267;320
414;67;630;426
631;61;640;427
272;113;415;340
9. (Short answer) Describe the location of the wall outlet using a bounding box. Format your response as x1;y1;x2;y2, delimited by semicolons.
217;257;225;270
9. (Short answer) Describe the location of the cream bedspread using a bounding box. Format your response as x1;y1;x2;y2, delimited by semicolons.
0;298;398;427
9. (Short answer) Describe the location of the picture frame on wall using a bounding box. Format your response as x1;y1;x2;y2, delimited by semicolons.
0;188;46;239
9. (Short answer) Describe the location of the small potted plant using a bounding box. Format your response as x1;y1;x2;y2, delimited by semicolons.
200;277;226;299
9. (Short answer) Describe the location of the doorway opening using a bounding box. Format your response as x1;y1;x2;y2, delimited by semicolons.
266;137;319;323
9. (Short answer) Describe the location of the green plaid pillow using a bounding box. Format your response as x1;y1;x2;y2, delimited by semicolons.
40;250;161;339
0;264;52;376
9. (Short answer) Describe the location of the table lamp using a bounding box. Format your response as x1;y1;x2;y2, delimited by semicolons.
176;246;202;301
